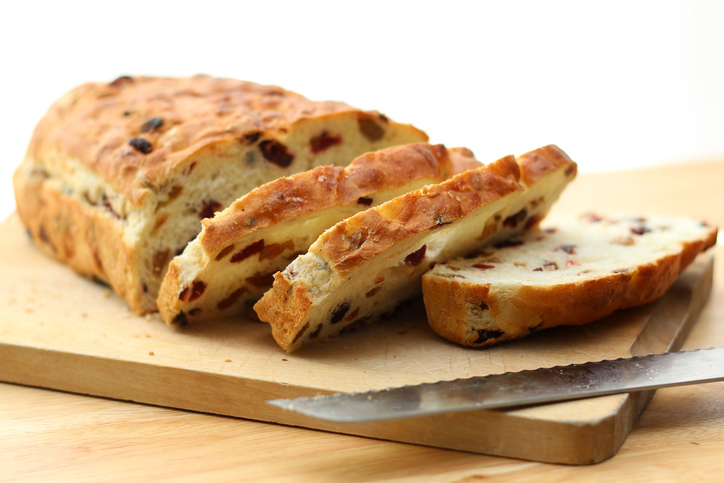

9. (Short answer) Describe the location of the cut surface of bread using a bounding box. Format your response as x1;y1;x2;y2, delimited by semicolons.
13;75;427;314
422;214;718;348
157;144;480;325
254;145;577;352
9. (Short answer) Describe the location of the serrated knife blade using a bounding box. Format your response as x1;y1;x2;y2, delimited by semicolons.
268;347;724;422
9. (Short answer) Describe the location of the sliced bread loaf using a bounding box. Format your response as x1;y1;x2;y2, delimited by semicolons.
254;145;577;352
157;144;479;325
13;75;427;314
422;214;718;348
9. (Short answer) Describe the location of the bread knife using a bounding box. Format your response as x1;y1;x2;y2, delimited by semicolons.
268;253;718;423
268;347;724;422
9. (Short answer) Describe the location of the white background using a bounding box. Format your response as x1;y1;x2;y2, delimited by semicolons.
2;0;723;221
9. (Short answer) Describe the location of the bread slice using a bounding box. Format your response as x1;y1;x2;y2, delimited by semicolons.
422;214;718;348
12;75;427;314
254;145;577;352
156;144;479;325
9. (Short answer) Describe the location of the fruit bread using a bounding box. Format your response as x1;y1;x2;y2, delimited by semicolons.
254;144;577;352
422;214;718;348
157;143;480;325
12;75;427;314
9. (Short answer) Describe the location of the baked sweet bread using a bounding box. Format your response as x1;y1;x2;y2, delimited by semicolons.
157;144;480;325
254;144;577;352
422;214;718;348
12;75;427;314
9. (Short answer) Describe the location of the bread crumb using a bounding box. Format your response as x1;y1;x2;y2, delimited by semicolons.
149;351;155;356
282;358;288;362
225;359;232;362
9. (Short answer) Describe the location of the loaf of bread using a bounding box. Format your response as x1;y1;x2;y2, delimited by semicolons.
422;214;718;348
254;145;577;352
12;75;428;314
156;144;480;325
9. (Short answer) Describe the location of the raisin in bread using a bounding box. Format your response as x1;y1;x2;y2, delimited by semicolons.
422;214;718;348
157;144;480;325
254;145;577;352
12;75;427;314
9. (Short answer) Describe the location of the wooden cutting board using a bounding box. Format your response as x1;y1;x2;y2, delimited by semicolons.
0;214;713;465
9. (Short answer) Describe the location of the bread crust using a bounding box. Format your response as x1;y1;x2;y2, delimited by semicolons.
422;215;718;348
156;143;460;324
14;75;427;314
199;144;453;255
25;75;401;206
254;145;577;351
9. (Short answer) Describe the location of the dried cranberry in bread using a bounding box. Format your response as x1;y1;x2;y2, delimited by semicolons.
422;214;718;348
254;145;577;352
12;75;427;314
157;144;480;325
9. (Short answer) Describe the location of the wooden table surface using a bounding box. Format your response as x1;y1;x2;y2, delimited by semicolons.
2;160;723;482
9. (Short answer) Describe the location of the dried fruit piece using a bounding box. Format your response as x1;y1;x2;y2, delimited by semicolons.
357;197;373;206
217;288;245;310
310;131;342;153
631;226;651;235
199;199;223;219
494;239;524;249
259;140;294;167
215;245;236;261
230;240;265;263
172;312;188;326
259;240;294;261
152;249;171;275
503;209;527;228
188;281;207;302
129;137;153;154
557;244;576;254
474;329;504;344
472;263;495;270
365;287;381;298
404;245;427;266
140;117;163;133
330;302;351;324
358;116;385;141
246;271;275;288
583;213;604;223
167;185;183;200
309;325;323;338
241;131;261;145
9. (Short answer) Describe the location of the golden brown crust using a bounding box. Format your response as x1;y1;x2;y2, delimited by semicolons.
199;143;452;256
423;219;718;348
308;155;521;279
15;75;428;315
255;144;578;351
27;75;420;206
517;144;577;186
310;145;575;280
13;167;144;310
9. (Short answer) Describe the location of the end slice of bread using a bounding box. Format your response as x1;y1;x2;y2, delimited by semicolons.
157;144;479;325
254;144;577;352
422;214;718;348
